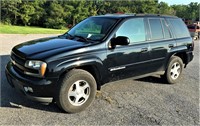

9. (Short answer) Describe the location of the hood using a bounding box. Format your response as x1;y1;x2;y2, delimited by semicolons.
13;36;89;58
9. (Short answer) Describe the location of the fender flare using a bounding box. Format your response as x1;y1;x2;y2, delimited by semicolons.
54;58;108;87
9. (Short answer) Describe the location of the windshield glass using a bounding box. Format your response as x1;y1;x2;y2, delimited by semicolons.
66;17;118;41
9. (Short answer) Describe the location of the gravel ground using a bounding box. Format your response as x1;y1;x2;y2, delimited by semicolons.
0;34;199;125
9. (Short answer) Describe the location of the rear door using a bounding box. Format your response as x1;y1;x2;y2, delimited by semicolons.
147;18;176;72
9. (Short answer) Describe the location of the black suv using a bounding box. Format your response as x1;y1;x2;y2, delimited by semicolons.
6;14;194;113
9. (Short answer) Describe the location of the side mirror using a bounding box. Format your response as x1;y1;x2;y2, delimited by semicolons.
110;36;130;49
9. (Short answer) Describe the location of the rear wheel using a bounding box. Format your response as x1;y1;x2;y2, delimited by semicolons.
56;69;97;113
162;56;183;84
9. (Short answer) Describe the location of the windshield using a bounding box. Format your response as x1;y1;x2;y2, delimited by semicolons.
66;17;118;41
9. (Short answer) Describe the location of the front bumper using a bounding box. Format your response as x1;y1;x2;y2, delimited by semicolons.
5;61;59;103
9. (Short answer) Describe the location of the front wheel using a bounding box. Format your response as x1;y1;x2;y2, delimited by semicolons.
163;56;184;84
56;69;97;113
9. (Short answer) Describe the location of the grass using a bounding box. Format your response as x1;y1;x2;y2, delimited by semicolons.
0;24;68;34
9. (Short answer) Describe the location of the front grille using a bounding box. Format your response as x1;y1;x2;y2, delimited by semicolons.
11;51;25;66
13;63;24;74
11;51;38;75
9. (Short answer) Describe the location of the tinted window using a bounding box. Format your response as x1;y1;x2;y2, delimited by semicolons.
161;19;171;39
116;18;145;43
67;17;118;41
149;19;164;40
169;18;190;38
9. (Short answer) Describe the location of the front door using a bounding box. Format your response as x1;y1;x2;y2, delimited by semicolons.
106;18;152;80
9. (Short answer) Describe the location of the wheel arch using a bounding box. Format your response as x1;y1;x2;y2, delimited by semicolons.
57;59;107;90
173;52;189;67
163;51;186;72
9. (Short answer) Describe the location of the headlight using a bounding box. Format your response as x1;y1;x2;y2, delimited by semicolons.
25;60;47;77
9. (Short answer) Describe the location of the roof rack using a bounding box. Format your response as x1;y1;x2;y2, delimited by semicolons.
105;13;125;15
124;13;136;15
104;13;177;18
135;13;160;16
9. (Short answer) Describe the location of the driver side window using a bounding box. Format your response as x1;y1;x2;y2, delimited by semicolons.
116;18;146;43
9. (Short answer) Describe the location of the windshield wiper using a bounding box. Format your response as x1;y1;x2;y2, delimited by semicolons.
64;33;87;42
65;33;95;43
73;35;88;42
65;33;73;39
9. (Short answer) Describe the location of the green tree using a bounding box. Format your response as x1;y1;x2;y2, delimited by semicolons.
187;2;199;20
1;0;22;25
172;5;188;19
44;1;66;29
63;0;93;26
19;1;35;26
1;0;199;29
96;1;111;14
29;0;46;26
133;0;158;14
172;2;199;20
158;2;175;15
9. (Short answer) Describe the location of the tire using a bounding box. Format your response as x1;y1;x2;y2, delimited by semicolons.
163;56;184;84
56;69;97;113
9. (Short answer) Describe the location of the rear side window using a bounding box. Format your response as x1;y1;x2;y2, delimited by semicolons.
168;18;190;38
161;19;172;39
149;19;164;40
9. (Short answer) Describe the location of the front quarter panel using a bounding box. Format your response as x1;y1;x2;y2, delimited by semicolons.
45;43;108;82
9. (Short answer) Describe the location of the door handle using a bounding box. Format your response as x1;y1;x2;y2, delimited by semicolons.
168;44;174;48
141;48;148;52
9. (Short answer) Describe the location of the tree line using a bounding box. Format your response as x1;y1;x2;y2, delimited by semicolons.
1;0;199;29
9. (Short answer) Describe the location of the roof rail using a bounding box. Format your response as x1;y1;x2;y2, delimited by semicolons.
135;13;177;18
124;13;136;15
105;13;123;15
135;14;160;16
104;13;177;18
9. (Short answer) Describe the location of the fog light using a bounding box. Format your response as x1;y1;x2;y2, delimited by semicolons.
24;86;33;93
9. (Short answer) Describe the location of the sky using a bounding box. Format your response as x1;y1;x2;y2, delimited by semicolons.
160;0;199;5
